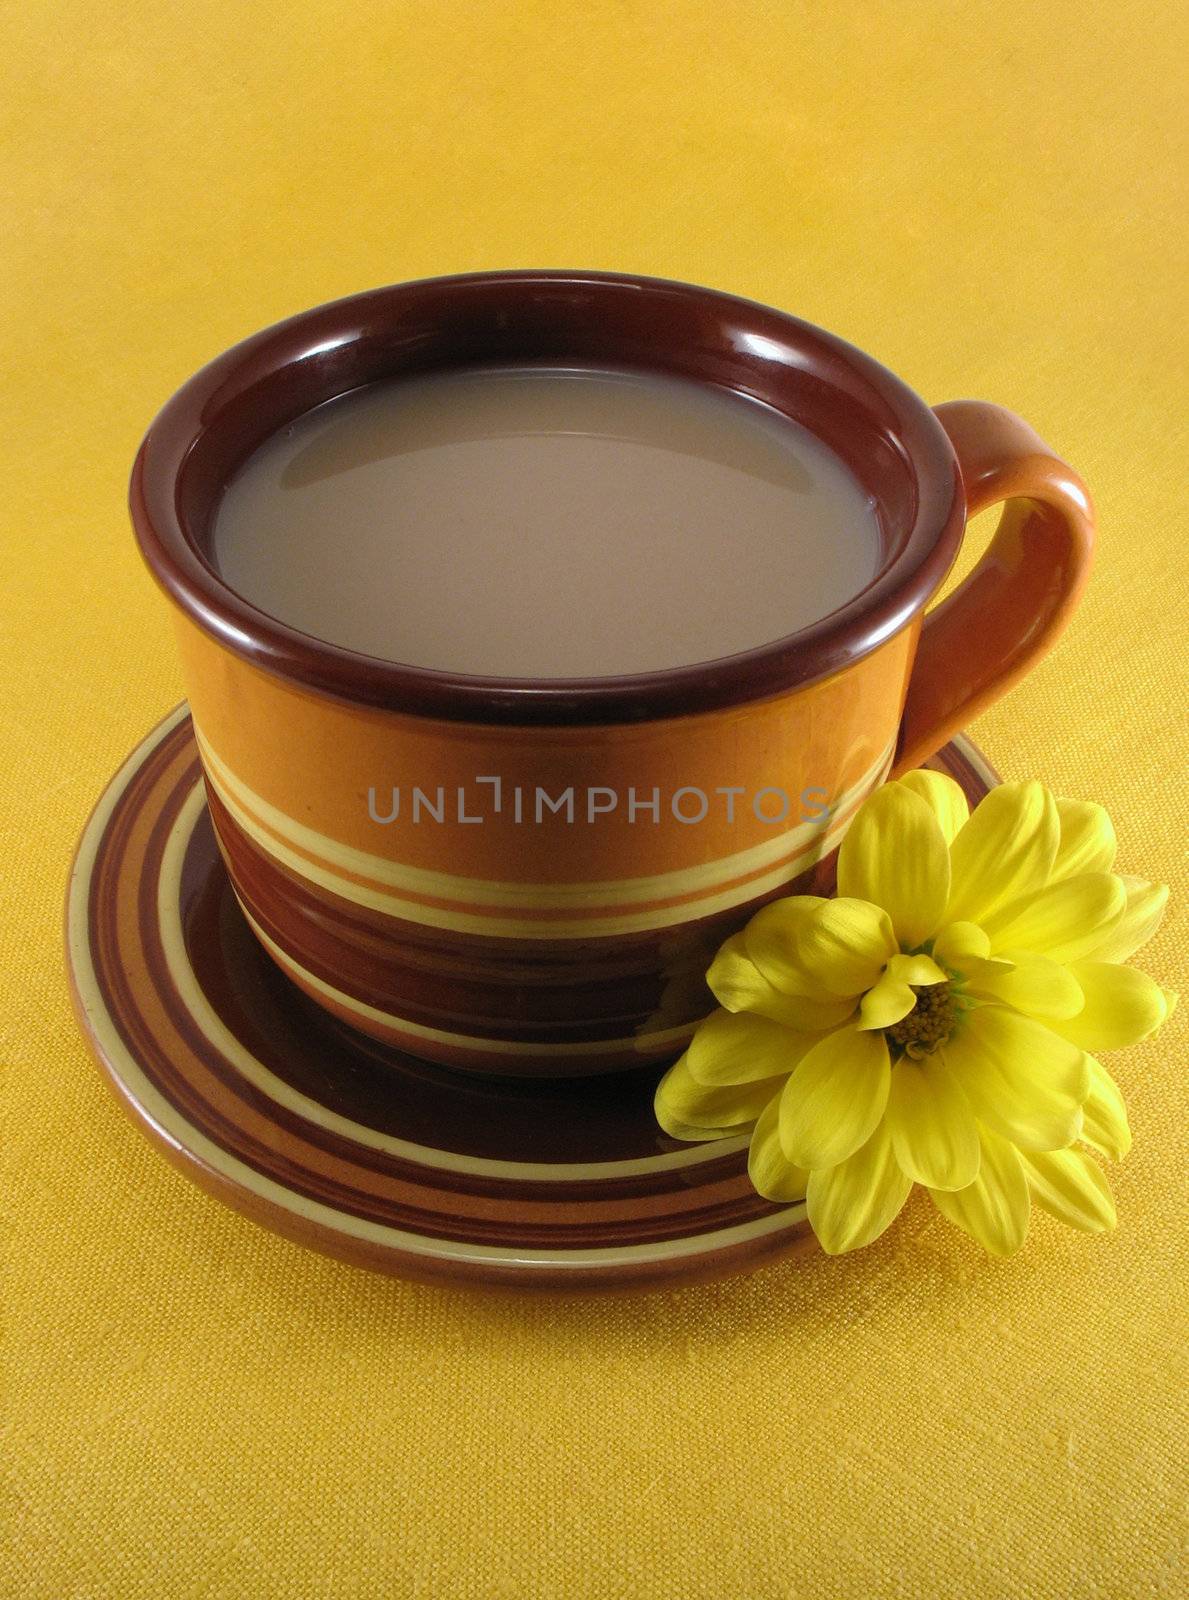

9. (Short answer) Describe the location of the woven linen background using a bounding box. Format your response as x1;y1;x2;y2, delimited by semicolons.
2;3;1186;1596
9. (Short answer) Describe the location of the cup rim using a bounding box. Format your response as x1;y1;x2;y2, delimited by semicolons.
130;270;965;726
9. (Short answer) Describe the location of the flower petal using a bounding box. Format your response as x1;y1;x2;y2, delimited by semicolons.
941;1005;1088;1152
1050;797;1117;882
894;952;948;985
655;1053;784;1140
930;1126;1030;1256
1018;1148;1116;1233
747;1094;810;1202
1048;962;1173;1051
684;1008;812;1087
895;769;970;845
707;935;856;1032
886;1053;981;1190
945;781;1059;925
778;1024;891;1170
856;952;948;1031
805;1119;912;1254
765;897;897;997
931;921;992;969
980;872;1127;963
961;951;1085;1021
858;978;915;1031
740;896;825;993
837;784;951;947
1079;1055;1132;1160
652;1110;747;1143
1080;877;1170;963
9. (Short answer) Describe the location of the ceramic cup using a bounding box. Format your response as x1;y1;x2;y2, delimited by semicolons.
131;271;1094;1077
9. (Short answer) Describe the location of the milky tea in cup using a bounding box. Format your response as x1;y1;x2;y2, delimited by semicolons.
212;363;883;678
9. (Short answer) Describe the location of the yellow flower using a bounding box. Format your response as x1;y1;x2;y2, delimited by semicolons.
655;773;1175;1257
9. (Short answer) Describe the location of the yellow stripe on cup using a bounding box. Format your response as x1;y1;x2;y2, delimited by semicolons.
156;777;717;1126
194;724;893;939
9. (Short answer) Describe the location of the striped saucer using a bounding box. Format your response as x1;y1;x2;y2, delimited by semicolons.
66;706;997;1293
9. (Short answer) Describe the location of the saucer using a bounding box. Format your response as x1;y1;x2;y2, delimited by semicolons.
66;706;998;1293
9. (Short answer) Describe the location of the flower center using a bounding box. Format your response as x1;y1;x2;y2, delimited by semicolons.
884;981;958;1059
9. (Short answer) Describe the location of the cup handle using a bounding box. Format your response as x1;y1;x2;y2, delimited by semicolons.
892;400;1095;775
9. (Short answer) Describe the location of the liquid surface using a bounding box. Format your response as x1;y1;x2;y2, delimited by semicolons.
211;365;882;678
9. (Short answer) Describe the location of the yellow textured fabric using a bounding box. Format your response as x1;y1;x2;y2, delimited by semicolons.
3;3;1186;1594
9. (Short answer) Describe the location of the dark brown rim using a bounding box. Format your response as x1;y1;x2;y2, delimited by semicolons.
130;270;965;726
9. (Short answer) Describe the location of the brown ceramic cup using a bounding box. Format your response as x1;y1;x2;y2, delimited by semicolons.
130;271;1094;1078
